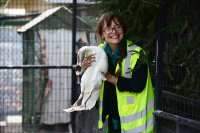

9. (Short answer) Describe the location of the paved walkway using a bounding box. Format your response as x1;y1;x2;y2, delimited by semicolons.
0;123;23;133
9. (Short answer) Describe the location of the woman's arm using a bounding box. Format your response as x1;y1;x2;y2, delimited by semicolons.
117;62;148;93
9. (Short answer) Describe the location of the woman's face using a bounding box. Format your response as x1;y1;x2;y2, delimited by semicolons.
102;19;124;47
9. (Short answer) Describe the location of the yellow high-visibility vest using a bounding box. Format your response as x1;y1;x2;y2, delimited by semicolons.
98;40;154;133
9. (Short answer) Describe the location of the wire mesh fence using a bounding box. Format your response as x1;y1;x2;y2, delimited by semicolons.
156;42;200;133
0;1;97;132
155;8;200;132
0;25;75;133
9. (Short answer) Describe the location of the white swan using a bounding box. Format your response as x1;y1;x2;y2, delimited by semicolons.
63;46;108;112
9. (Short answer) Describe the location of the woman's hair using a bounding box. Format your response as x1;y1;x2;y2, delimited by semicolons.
95;12;127;44
95;12;127;77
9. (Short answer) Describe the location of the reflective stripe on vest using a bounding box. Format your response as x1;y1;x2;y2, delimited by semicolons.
124;45;138;78
98;99;103;122
121;117;153;133
120;99;154;123
98;79;105;128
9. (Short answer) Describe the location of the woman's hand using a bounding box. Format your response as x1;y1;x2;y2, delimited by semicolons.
81;54;95;70
104;72;118;86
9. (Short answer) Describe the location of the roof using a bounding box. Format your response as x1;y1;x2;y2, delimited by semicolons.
17;6;92;33
45;0;96;4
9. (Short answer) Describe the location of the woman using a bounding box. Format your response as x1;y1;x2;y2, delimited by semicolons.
82;12;154;133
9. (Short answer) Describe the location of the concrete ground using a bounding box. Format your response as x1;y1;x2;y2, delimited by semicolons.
0;115;23;133
0;123;23;133
0;109;106;133
74;107;106;133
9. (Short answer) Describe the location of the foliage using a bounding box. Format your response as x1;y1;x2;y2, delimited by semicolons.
163;1;200;100
0;0;7;7
95;0;200;100
95;0;160;43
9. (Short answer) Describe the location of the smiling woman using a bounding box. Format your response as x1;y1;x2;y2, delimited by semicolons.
81;12;155;133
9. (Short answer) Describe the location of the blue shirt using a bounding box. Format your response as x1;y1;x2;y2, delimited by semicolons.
103;43;119;66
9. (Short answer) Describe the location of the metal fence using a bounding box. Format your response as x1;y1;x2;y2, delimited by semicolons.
155;4;200;133
0;1;97;132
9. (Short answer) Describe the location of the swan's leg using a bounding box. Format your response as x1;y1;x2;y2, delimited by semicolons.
72;92;83;106
72;81;85;106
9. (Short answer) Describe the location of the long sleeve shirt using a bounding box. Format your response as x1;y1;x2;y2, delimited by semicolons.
117;60;148;93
